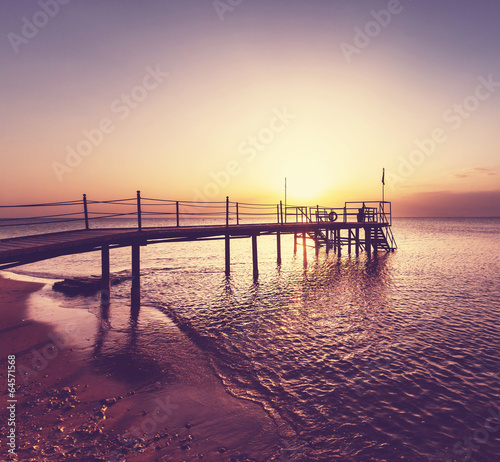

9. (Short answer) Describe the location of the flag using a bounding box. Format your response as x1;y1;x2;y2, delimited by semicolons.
382;168;385;185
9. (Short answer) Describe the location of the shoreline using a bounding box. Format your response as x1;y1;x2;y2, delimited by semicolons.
0;272;284;461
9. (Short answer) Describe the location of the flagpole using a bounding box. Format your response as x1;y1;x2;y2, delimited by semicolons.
284;177;287;223
382;171;385;203
382;168;385;217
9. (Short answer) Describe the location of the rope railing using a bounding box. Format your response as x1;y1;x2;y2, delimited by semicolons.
0;211;84;221
0;200;82;208
0;192;392;237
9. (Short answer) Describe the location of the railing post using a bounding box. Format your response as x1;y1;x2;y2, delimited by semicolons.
176;201;180;227
344;206;347;223
236;202;239;225
316;205;319;222
277;204;280;224
136;190;142;231
83;194;89;230
280;201;283;225
226;196;229;227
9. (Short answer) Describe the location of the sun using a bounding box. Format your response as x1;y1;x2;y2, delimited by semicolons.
283;158;330;204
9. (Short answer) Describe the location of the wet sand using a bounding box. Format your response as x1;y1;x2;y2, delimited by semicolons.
0;273;284;461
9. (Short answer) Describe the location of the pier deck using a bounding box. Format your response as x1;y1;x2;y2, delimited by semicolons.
0;193;397;302
0;221;387;270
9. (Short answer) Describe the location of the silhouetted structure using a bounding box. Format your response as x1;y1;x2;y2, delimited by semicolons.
0;192;396;304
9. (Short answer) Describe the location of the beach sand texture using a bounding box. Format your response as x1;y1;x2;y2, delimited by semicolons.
0;274;284;461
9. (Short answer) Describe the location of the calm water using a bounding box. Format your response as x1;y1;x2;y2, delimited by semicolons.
5;218;500;461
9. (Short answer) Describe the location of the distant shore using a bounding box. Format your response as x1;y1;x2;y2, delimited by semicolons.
0;272;284;461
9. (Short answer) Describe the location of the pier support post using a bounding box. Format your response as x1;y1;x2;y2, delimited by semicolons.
337;229;342;257
276;231;282;265
225;234;230;276
132;243;140;303
101;245;110;304
252;234;259;280
365;227;372;257
294;233;297;254
355;227;360;256
302;233;307;267
348;229;352;254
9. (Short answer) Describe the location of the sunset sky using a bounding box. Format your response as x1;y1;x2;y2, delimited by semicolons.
1;0;499;216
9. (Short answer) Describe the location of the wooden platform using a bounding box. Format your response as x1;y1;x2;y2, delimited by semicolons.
0;197;397;303
0;221;384;270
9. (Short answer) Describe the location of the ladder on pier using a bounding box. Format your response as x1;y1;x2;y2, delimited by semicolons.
290;202;397;253
369;225;397;251
307;228;330;248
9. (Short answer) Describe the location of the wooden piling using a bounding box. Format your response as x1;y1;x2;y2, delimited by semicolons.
365;227;372;257
355;227;360;255
277;231;282;265
337;229;342;257
302;232;307;267
348;229;352;254
294;233;297;254
132;243;140;300
101;244;110;304
176;201;180;227
252;234;259;280
225;234;230;276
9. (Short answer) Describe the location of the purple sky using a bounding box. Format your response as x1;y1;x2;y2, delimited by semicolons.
1;0;499;216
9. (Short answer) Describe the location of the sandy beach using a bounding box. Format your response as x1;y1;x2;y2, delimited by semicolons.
0;273;285;461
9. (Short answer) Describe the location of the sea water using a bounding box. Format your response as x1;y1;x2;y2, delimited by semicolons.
4;217;500;461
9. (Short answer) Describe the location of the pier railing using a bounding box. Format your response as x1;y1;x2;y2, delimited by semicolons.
343;201;393;225
0;192;393;238
0;193;282;236
284;201;393;225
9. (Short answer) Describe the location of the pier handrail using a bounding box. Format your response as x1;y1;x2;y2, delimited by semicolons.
343;201;392;225
0;193;395;245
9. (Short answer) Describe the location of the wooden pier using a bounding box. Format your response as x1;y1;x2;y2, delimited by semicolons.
0;193;397;304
